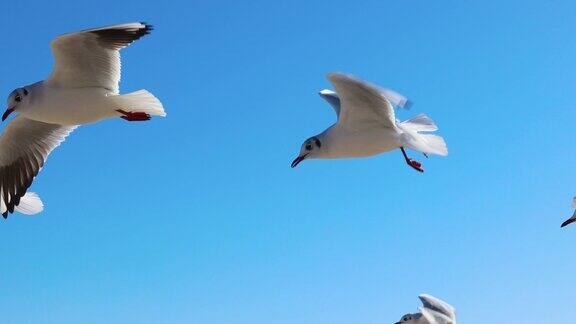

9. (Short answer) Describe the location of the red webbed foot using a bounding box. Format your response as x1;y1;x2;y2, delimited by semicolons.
407;159;424;173
116;109;151;122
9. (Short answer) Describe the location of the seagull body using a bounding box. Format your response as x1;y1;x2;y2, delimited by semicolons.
291;73;447;172
560;196;576;227
311;123;400;159
395;294;457;324
0;22;165;218
14;81;116;125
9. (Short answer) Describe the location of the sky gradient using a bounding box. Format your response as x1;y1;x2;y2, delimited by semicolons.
1;0;576;323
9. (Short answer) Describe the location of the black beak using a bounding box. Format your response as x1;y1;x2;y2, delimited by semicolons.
291;154;308;168
561;217;576;228
2;107;15;121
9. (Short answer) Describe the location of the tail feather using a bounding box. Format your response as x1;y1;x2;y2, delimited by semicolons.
111;90;166;117
397;114;448;156
14;192;44;215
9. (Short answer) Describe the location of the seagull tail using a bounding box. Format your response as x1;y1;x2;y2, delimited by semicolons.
14;192;44;215
397;114;448;156
111;90;166;117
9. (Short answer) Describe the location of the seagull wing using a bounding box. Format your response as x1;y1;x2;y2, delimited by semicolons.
420;308;456;324
319;89;341;117
378;87;412;110
0;116;76;217
319;83;410;118
419;294;456;321
327;73;398;130
45;22;152;94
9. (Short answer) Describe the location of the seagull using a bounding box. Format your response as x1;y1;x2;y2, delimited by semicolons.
560;196;576;227
395;294;457;324
291;73;447;172
0;22;166;218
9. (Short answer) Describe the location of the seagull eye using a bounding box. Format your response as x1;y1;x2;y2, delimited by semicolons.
305;144;312;150
14;96;21;102
314;138;322;148
22;89;28;96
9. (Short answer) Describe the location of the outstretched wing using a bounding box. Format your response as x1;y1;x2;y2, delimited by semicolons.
319;89;341;116
327;73;398;130
0;116;76;217
419;294;456;321
45;22;152;94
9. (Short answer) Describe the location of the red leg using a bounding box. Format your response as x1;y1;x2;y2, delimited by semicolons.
400;147;424;173
116;109;151;122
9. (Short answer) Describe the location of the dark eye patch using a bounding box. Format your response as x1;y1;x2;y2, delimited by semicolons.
314;138;321;148
14;96;21;102
22;89;28;96
305;144;312;150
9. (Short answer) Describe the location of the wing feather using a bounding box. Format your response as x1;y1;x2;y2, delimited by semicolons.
319;89;341;116
419;294;456;321
327;73;398;130
45;22;152;93
0;116;76;218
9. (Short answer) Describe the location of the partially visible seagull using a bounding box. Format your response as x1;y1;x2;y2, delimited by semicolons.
0;22;166;218
560;196;576;227
291;73;447;172
395;294;457;324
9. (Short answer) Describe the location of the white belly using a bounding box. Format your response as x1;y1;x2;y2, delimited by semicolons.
22;84;117;125
321;125;401;159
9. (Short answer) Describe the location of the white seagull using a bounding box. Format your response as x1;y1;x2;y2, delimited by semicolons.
395;294;457;324
0;22;165;218
291;73;447;172
560;196;576;227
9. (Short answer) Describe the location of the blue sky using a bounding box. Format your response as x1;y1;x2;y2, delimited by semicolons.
1;0;576;323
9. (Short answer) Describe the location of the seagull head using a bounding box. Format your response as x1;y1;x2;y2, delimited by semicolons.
3;87;29;121
394;313;421;324
291;136;323;168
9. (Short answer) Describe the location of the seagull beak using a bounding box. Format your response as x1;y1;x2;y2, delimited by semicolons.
561;217;576;228
2;107;15;121
291;154;308;168
561;211;576;227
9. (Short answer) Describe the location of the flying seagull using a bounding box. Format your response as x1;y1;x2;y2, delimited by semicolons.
291;73;447;172
0;22;166;218
395;294;457;324
560;196;576;227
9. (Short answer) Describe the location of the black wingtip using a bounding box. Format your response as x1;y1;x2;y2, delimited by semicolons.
141;22;153;34
2;212;7;219
90;22;154;49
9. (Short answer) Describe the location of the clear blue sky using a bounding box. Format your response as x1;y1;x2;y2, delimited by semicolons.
1;0;575;323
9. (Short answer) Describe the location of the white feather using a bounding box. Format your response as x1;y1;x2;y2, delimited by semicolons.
15;192;44;215
397;115;448;156
109;90;166;117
